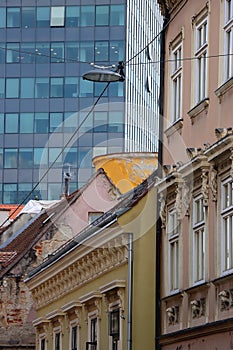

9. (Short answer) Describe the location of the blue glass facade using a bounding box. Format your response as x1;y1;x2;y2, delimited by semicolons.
0;0;127;203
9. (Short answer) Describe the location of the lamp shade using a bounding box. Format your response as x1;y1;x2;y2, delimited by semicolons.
82;68;124;82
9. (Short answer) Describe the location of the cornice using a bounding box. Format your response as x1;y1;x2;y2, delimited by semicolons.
31;237;128;310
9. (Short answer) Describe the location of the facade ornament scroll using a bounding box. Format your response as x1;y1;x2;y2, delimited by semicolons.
183;181;191;216
159;192;167;228
175;181;183;220
201;168;209;206
209;165;218;201
117;288;125;312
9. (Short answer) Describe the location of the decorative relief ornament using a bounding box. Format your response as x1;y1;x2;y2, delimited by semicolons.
209;165;217;201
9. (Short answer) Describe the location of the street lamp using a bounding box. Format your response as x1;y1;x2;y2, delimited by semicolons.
82;61;125;83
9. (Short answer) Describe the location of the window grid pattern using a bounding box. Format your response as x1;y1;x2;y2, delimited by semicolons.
221;178;233;272
194;17;208;103
223;0;233;80
168;209;180;292
193;196;205;283
171;43;182;123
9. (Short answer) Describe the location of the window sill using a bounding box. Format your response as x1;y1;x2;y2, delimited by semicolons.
187;98;209;120
164;118;183;137
215;76;233;102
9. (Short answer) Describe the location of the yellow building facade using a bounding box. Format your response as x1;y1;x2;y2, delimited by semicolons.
26;173;158;350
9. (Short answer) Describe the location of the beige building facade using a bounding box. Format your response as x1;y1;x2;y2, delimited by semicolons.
157;0;233;349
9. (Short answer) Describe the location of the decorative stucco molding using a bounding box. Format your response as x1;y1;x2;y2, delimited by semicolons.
32;239;128;309
209;165;218;201
159;193;167;228
201;168;209;206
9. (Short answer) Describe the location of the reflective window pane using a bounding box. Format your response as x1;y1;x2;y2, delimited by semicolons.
5;113;18;133
50;78;63;98
49;148;62;166
0;8;6;28
21;43;35;63
65;42;79;61
34;148;48;167
21;78;35;98
7;8;20;28
79;42;94;62
51;42;64;63
78;147;92;168
108;111;124;132
35;78;49;98
22;7;36;28
48;183;61;200
6;78;19;98
63;148;78;167
79;78;93;97
95;41;108;61
4;149;18;168
64;77;78;98
66;6;80;27
110;5;125;26
19;148;33;168
96;6;109;26
18;183;33;203
0;78;5;98
0;148;3;168
49;113;63;132
110;41;124;62
0;44;5;63
80;6;94;26
64;112;78;132
20;113;34;133
0;114;4;133
37;7;50;27
6;43;20;63
94;111;107;132
50;6;65;27
36;42;50;63
34;113;49;133
3;184;17;204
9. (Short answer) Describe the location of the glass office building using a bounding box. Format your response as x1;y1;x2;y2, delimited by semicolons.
0;0;162;203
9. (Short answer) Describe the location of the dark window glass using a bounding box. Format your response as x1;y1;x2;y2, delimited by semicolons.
64;77;78;98
64;148;77;168
7;8;20;27
78;147;92;168
34;113;48;133
94;82;108;97
66;6;80;27
90;318;97;345
0;148;3;168
6;43;20;63
79;42;94;62
51;42;64;63
109;82;124;97
96;6;109;26
22;7;36;28
0;8;6;27
41;338;45;350
21;43;35;63
3;184;17;204
20;113;34;133
65;42;79;61
36;42;50;63
0;44;5;63
50;78;63;98
5;113;18;133
0;114;4;133
55;332;60;350
71;326;77;350
35;78;49;99
110;5;124;26
4;149;18;168
80;6;94;26
95;41;108;62
6;78;19;98
49;113;63;133
21;78;35;98
18;183;33;203
0;78;5;98
19;148;33;168
37;7;50;27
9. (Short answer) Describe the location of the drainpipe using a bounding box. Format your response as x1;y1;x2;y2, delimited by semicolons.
127;233;133;350
156;4;170;350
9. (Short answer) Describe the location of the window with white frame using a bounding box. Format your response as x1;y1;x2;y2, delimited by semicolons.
223;0;233;81
87;313;98;350
170;41;182;123
221;177;233;273
167;209;180;292
192;196;205;283
194;16;208;104
39;335;46;350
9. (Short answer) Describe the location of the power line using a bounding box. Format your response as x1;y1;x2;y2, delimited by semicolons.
0;82;110;229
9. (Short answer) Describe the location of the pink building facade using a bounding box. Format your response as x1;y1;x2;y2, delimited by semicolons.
157;0;233;349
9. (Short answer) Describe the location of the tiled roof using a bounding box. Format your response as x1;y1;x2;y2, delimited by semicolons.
0;204;24;220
